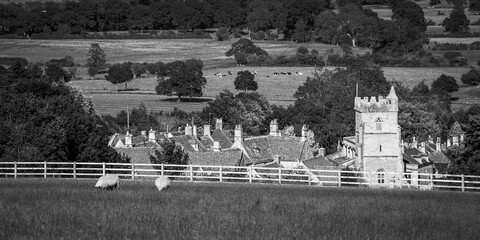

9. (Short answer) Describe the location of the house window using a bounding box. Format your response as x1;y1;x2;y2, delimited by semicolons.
375;118;383;131
377;168;385;184
379;145;382;152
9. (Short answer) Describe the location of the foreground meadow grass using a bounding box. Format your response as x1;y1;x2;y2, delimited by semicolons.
1;179;479;239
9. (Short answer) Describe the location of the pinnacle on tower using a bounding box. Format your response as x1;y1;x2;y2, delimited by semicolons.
387;85;398;99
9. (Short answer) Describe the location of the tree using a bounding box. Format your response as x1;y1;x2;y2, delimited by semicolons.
461;69;480;86
86;43;107;79
443;3;470;33
155;59;207;101
105;62;134;91
447;115;480;175
430;0;441;7
469;0;480;13
411;80;429;96
392;0;427;32
150;140;189;165
201;90;272;135
45;63;72;83
216;27;230;41
431;74;459;95
399;101;442;142
226;38;268;57
234;70;258;92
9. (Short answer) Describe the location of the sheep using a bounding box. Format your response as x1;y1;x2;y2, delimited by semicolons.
95;174;120;190
155;176;171;191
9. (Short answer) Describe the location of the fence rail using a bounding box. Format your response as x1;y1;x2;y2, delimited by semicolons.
1;162;480;192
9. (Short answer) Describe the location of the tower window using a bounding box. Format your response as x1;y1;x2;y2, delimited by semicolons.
375;118;383;131
377;168;385;184
380;145;382;152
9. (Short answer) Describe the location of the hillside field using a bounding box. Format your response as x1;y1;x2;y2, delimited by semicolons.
1;179;480;239
69;66;473;115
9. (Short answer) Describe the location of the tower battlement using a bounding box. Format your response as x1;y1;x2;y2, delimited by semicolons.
354;87;398;113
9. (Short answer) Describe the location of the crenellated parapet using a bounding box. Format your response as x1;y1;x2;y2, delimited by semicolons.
355;86;398;113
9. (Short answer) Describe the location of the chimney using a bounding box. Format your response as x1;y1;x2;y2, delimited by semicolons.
420;142;426;154
203;125;211;137
301;125;307;142
185;124;192;136
215;118;223;131
125;131;132;148
269;119;279;136
436;137;441;152
447;139;451;147
234;125;243;143
274;155;281;164
141;130;147;138
148;128;156;142
460;134;464;143
428;135;433;144
412;136;417;149
452;136;459;146
193;125;197;138
318;147;325;157
213;141;220;152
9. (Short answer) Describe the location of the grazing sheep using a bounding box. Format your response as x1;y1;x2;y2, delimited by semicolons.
155;176;171;191
95;174;120;190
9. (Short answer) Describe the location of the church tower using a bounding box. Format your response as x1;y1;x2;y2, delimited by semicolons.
354;86;403;180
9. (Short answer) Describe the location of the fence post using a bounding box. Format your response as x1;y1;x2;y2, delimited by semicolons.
161;164;164;176
73;162;76;179
190;165;193;182
219;165;223;182
44;161;47;178
338;170;342;187
14;161;17;179
131;163;135;180
102;162;106;176
249;165;253;183
430;173;434;189
308;170;312;186
461;175;465;192
278;168;282;184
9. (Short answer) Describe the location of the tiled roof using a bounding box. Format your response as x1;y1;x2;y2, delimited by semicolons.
171;135;207;152
403;153;422;165
114;148;159;175
188;149;243;166
429;151;451;164
434;163;449;174
343;136;355;145
303;156;337;169
330;156;354;166
199;135;214;150
242;136;313;164
211;129;233;149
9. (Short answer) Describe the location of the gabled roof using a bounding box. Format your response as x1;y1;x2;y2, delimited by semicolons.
403;148;428;165
115;148;157;165
241;136;314;164
303;156;337;169
429;151;451;164
188;149;244;166
433;163;449;174
211;129;233;149
330;156;354;166
171;135;207;152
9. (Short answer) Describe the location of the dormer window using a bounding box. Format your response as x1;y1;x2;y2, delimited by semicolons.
375;118;383;131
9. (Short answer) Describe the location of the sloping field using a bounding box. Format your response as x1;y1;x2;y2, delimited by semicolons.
1;179;479;239
0;39;351;66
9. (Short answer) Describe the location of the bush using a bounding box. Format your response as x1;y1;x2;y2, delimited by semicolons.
461;69;480;86
46;56;75;67
438;11;445;16
0;57;28;67
470;41;480;50
310;49;319;57
426;19;436;26
251;31;266;40
296;46;309;55
443;51;463;60
216;27;230;41
193;29;204;35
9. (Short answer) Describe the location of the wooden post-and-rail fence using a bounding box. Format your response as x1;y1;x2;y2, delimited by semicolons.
1;161;480;192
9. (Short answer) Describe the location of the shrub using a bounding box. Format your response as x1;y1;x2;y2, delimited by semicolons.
46;56;75;67
0;57;28;67
461;69;480;86
426;19;436;26
296;46;309;55
470;41;480;50
252;31;266;40
193;29;204;35
216;27;230;41
310;49;319;57
443;51;462;60
438;11;445;16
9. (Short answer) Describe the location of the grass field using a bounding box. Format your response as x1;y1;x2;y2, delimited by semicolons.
1;179;479;239
69;66;473;115
0;39;353;66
